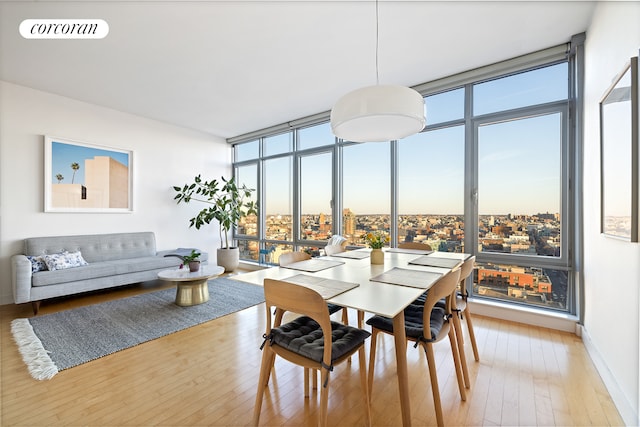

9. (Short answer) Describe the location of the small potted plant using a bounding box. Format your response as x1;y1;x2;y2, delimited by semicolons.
363;231;389;265
181;249;201;272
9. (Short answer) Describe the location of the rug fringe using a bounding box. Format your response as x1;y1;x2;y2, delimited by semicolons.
10;319;58;380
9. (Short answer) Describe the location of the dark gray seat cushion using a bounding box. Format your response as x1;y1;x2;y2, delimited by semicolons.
366;305;447;342
269;316;370;364
411;291;447;311
326;303;344;315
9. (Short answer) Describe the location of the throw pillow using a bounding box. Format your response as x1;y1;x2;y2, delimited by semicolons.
43;250;89;271
26;255;48;273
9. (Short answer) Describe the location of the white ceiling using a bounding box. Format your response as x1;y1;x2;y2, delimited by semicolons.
0;1;596;139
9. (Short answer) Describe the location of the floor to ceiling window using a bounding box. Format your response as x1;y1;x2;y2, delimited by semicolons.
231;41;580;314
342;141;391;247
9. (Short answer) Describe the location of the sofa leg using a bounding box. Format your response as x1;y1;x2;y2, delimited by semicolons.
31;301;41;315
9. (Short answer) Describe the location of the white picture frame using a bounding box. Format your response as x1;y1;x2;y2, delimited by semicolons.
600;56;639;241
44;136;133;213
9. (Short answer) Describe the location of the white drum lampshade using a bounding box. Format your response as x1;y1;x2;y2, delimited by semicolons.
330;84;426;142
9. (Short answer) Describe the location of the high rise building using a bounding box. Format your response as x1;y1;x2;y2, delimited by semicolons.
343;208;356;236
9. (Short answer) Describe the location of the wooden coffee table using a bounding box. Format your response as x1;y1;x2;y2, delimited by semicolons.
158;265;225;306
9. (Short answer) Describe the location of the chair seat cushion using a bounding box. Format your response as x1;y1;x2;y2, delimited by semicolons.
410;292;447;312
326;303;343;315
270;316;370;364
366;306;447;341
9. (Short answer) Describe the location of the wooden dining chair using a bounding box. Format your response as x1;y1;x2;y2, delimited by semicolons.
366;268;464;427
443;256;476;390
278;250;311;266
405;256;477;390
253;279;371;427
398;241;433;250
278;250;349;389
323;243;346;255
324;235;348;255
278;251;349;323
453;256;479;363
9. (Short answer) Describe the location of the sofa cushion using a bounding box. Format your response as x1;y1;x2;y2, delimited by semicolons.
32;255;180;287
24;232;157;263
43;251;89;271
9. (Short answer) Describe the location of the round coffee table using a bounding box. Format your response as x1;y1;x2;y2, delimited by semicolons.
158;265;225;306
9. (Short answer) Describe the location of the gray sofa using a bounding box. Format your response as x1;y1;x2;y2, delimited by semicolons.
11;232;207;314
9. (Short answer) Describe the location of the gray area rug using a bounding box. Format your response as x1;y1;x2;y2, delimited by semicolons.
11;277;264;380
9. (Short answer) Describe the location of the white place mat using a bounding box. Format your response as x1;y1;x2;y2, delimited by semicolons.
408;256;462;269
370;267;443;289
328;251;370;259
282;258;345;272
281;274;359;299
386;248;434;255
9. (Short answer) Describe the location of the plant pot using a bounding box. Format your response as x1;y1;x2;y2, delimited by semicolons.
188;261;201;272
217;247;239;272
370;248;384;265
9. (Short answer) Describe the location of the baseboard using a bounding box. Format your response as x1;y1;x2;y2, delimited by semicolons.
580;325;639;426
468;298;579;333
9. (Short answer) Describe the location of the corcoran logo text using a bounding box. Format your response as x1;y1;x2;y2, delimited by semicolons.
19;19;109;39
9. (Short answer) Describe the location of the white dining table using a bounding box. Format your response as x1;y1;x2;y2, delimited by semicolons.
231;248;470;427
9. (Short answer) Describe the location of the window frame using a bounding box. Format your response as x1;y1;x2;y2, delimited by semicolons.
230;41;581;315
470;101;570;270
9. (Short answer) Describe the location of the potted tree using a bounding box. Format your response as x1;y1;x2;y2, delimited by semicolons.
173;175;257;272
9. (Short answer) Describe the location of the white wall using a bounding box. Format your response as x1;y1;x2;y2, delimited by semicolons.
0;81;231;305
583;2;640;424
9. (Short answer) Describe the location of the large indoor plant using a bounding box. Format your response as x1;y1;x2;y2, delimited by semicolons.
173;175;257;272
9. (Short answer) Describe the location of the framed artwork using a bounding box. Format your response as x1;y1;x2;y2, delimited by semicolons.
600;55;639;241
44;136;133;213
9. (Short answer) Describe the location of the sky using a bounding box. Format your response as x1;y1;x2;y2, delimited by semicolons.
50;139;129;185
238;62;568;216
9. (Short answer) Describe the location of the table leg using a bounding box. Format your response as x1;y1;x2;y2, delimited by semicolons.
175;279;209;306
393;311;412;427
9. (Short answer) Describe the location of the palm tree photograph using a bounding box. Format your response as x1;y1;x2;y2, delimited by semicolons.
45;136;132;212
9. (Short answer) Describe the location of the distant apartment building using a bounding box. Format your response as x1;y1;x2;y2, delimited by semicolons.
475;265;553;295
343;208;356;237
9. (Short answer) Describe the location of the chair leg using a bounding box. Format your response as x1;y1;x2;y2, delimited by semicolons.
423;342;444;427
367;328;379;402
358;346;372;426
264;309;285;388
447;327;467;402
341;308;349;325
464;306;480;361
319;366;331;427
304;368;310;397
252;347;276;426
342;308;353;364
451;310;471;388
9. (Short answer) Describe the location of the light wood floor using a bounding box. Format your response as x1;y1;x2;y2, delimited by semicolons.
1;276;624;427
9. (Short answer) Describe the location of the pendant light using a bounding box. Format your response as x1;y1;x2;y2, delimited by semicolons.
330;0;426;142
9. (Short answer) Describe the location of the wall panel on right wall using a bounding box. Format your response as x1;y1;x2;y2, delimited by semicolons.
583;2;640;425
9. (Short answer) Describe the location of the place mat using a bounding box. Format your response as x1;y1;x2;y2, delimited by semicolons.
282;258;344;272
327;251;370;259
370;267;443;289
386;248;434;255
408;256;462;269
281;274;359;299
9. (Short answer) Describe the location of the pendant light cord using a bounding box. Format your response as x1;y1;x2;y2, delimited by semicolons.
375;0;380;85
